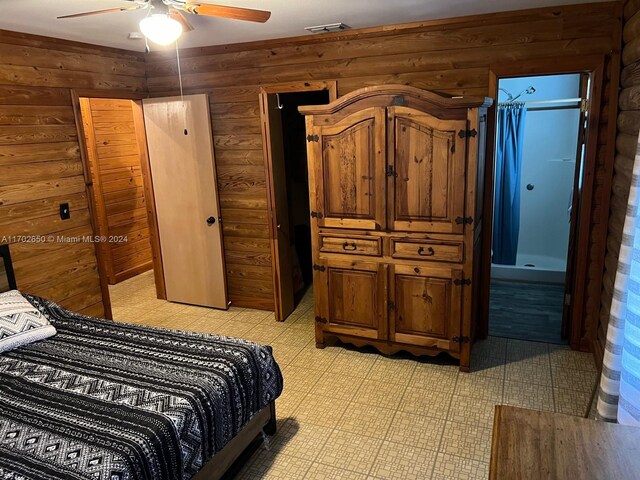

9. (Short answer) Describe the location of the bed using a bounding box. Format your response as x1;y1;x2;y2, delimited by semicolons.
0;294;284;480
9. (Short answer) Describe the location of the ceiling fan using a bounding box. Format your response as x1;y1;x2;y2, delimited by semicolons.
58;0;271;45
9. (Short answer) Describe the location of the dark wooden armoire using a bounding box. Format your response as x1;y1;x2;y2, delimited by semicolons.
299;85;492;372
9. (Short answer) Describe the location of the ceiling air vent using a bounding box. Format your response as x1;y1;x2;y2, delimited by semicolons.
305;23;350;34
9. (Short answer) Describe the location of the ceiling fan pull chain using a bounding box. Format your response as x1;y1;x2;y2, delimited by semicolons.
175;38;188;134
175;38;184;102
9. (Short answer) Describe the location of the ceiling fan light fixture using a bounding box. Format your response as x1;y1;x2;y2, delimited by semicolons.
139;14;183;45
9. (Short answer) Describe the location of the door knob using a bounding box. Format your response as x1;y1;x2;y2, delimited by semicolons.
206;216;216;225
277;224;281;230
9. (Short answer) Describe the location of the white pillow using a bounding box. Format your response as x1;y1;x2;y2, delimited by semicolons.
0;290;56;353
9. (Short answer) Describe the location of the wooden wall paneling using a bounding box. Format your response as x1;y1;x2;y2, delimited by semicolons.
595;0;637;366
212;94;272;309
146;2;621;317
0;105;75;125
146;10;617;79
0;28;146;317
0;142;80;166
146;36;615;92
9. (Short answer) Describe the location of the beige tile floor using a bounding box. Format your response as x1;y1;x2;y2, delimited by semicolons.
110;271;599;480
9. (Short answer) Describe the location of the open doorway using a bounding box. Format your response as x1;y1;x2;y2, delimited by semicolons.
77;97;156;286
260;83;335;321
73;94;165;318
489;73;586;344
74;93;229;317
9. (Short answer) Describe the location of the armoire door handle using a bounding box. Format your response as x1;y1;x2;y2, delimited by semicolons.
206;216;216;225
418;246;435;256
342;242;357;251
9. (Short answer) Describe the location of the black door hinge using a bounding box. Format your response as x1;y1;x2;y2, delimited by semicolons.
454;278;471;286
310;211;324;219
458;129;477;139
307;134;319;142
313;264;326;272
386;165;397;177
455;216;473;225
452;335;471;343
315;316;327;324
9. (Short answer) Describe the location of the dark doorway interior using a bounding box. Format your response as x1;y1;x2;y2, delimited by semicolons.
279;90;330;305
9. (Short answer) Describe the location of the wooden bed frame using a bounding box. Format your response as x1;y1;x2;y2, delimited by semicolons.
194;402;277;480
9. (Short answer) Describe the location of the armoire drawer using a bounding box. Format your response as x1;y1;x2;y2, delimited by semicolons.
391;239;463;263
319;234;382;256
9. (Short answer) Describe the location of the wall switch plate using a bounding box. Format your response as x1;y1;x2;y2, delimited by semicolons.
59;203;70;220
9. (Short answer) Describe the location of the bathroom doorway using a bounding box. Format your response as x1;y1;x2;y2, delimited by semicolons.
488;73;587;344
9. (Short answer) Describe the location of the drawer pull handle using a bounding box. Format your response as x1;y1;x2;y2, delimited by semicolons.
418;246;435;256
342;242;357;251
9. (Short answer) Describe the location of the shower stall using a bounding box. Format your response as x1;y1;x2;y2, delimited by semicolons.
491;73;582;285
488;72;585;344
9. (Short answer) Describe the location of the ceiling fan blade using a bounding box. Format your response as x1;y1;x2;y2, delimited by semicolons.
57;6;139;19
169;10;195;32
184;3;271;23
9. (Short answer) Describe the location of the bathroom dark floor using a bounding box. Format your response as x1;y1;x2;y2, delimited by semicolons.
489;280;567;344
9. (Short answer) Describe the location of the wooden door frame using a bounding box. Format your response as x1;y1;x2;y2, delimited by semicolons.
479;55;605;350
259;80;338;320
71;89;166;319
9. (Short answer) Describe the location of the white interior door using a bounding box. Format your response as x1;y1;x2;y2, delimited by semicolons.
142;94;228;309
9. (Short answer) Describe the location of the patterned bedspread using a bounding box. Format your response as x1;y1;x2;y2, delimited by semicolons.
0;295;283;480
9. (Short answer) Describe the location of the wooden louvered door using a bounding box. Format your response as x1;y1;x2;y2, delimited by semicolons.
387;106;467;233
308;107;386;230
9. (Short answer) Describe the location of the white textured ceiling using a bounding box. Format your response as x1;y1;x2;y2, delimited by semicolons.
0;0;605;52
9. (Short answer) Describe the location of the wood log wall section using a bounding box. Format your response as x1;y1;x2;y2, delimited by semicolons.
596;0;640;365
147;2;622;330
80;98;154;284
0;29;145;317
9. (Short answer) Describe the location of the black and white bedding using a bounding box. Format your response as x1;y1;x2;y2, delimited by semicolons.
0;295;284;480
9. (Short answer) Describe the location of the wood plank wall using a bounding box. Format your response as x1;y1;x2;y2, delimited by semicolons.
596;0;640;365
0;29;145;317
146;2;622;331
81;98;153;285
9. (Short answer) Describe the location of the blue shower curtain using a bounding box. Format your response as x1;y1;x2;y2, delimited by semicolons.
493;103;527;265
